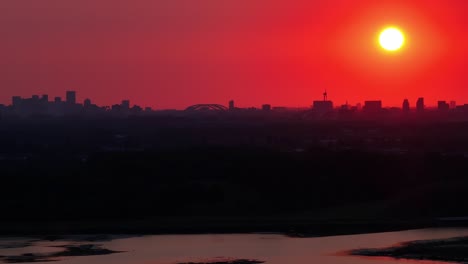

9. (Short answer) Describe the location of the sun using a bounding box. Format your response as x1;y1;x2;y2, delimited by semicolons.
379;27;405;51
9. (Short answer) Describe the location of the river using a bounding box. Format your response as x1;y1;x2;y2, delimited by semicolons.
1;228;468;264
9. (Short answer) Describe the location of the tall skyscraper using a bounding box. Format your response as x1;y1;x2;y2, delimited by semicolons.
416;98;424;113
402;99;410;113
66;91;76;104
54;97;62;103
229;100;235;110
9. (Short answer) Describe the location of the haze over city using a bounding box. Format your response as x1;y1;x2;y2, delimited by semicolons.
1;0;467;109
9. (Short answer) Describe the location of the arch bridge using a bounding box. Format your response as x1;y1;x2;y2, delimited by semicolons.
185;104;228;111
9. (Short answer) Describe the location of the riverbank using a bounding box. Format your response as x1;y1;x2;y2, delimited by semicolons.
350;236;468;263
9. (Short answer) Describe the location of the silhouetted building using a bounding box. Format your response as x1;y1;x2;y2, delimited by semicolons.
6;91;152;118
66;91;76;104
131;105;143;113
363;101;382;113
11;94;50;116
84;98;92;108
402;99;410;113
456;104;468;112
416;98;424;113
272;106;287;112
229;100;235;110
12;96;21;107
262;104;271;111
338;102;354;118
313;101;333;113
112;104;122;112
122;100;130;110
340;103;350;111
438;101;449;112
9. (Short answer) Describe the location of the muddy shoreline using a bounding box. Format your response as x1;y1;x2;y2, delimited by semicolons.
350;236;468;263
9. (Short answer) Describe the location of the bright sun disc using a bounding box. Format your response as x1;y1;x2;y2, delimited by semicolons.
379;27;405;51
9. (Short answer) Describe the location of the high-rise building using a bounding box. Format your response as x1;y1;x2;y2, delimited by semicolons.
438;101;449;112
402;99;410;113
54;97;62;103
229;100;235;110
66;91;76;104
41;95;48;102
312;90;334;114
121;100;130;109
262;104;271;111
313;101;333;113
416;98;424;113
12;96;21;107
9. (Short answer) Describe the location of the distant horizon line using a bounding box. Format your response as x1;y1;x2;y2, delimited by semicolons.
5;91;463;110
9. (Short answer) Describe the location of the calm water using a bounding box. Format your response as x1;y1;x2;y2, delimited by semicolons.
2;228;468;264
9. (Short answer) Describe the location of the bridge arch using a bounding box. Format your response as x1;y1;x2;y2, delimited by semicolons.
185;104;228;111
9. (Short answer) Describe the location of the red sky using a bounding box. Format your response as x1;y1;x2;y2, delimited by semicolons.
0;0;466;109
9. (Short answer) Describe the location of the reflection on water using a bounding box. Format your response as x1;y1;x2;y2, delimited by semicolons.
1;228;468;264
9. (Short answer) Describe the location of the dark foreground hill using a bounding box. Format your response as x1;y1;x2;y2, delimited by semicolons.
0;117;468;233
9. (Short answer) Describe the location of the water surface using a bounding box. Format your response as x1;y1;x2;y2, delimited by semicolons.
2;228;468;264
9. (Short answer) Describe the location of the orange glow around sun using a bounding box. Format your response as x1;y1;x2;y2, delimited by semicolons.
323;0;457;106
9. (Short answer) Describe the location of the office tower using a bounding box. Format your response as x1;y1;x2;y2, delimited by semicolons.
416;98;424;113
12;96;22;107
402;99;410;113
66;91;76;104
438;101;449;111
121;100;130;109
262;104;271;111
54;97;62;103
313;101;334;113
229;100;235;110
312;90;333;114
41;95;48;102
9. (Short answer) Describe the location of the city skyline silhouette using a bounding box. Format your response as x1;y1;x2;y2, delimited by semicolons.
3;90;464;111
